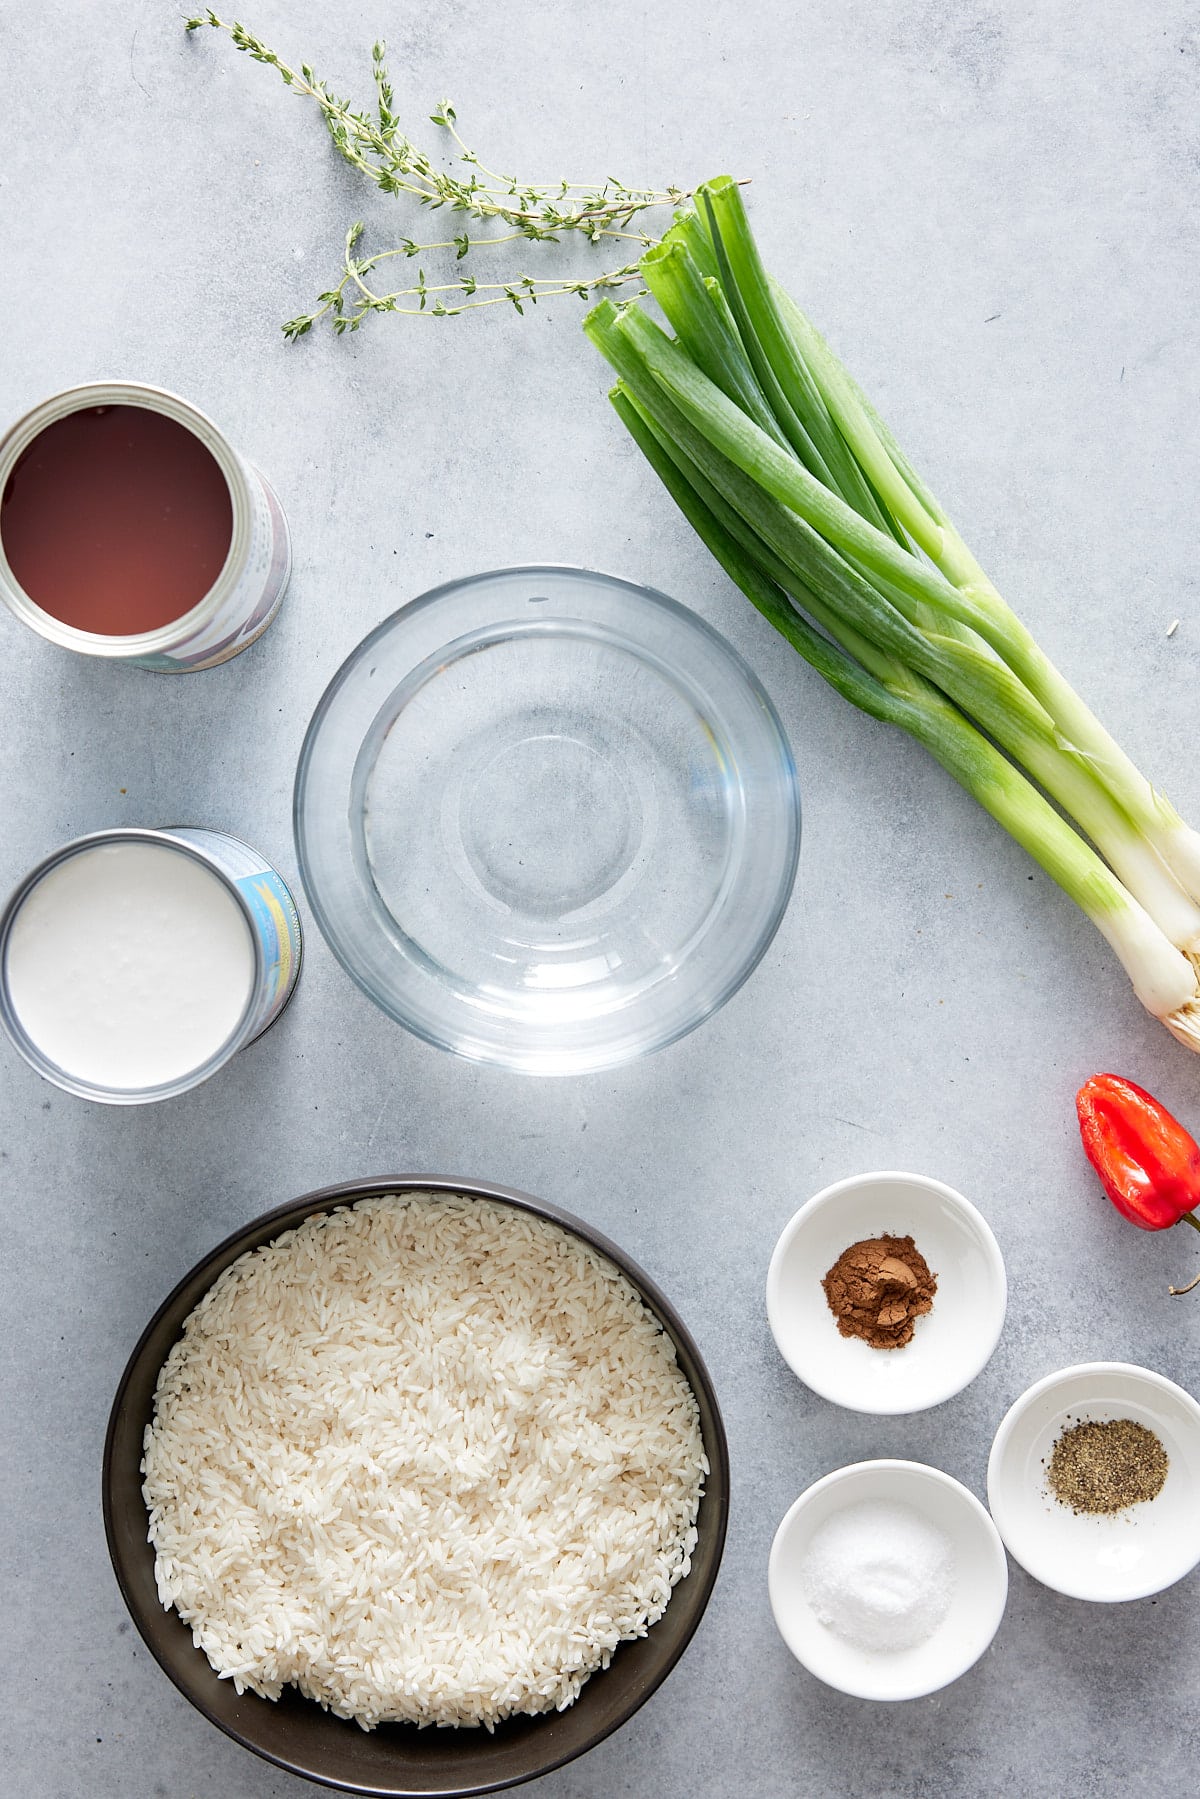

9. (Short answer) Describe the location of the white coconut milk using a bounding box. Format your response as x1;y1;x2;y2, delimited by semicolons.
4;839;255;1089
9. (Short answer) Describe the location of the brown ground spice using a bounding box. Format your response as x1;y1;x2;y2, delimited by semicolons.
1045;1417;1169;1515
821;1234;937;1349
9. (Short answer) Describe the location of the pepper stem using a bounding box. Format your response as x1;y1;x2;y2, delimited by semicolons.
1168;1214;1200;1292
1166;1213;1200;1294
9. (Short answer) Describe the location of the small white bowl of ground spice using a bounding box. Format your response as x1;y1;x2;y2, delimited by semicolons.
988;1361;1200;1601
766;1171;1007;1414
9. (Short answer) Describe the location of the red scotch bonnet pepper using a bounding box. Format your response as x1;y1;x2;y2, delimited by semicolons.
1076;1072;1200;1294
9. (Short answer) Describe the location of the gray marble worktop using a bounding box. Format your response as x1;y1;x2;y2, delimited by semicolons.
4;2;1199;1793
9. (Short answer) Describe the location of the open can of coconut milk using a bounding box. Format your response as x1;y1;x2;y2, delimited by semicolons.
0;382;290;670
0;827;302;1104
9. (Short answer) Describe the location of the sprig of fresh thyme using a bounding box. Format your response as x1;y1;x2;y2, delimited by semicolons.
185;12;687;333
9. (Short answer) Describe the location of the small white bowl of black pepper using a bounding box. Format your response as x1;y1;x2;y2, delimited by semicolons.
987;1361;1200;1602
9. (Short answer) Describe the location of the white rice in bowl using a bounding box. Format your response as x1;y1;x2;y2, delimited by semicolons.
141;1192;707;1731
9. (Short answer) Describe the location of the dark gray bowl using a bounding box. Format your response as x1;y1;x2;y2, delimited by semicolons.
103;1176;730;1797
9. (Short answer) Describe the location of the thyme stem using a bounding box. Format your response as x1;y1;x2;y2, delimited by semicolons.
185;10;688;334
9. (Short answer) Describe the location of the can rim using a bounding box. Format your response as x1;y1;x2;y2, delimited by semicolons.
0;382;252;656
0;827;270;1104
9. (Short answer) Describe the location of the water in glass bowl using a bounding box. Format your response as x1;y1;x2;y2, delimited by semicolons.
295;567;799;1073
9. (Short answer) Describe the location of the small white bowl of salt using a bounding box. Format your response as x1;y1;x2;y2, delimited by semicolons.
769;1459;1008;1700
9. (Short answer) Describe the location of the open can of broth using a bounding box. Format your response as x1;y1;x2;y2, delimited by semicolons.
0;827;302;1104
0;381;290;670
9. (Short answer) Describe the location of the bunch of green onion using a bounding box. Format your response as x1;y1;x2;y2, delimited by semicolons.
584;177;1200;1052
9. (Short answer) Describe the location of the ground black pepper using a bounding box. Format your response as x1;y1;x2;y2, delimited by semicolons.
1045;1417;1169;1515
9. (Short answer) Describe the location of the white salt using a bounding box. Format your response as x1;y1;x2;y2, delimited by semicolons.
800;1498;955;1652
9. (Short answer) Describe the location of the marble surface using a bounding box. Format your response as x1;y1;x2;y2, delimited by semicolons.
3;2;1200;1794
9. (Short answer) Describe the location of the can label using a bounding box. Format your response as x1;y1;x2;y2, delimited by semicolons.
164;828;302;1036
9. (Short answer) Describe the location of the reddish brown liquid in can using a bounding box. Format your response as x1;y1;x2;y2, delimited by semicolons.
0;404;234;635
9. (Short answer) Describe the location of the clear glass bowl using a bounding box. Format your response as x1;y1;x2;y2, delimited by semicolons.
294;567;799;1074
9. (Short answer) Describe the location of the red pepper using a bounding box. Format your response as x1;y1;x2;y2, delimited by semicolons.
1076;1072;1200;1293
